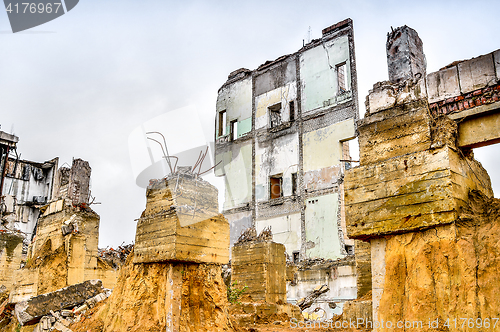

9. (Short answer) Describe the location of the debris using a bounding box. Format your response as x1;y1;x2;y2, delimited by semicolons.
296;284;329;311
98;244;133;269
234;226;273;246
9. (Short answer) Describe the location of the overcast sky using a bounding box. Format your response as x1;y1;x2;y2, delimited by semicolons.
1;0;499;247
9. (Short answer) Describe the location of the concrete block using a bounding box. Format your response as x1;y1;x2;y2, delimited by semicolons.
458;53;496;93
134;173;230;265
15;279;104;325
232;241;286;303
367;84;396;114
427;66;461;103
3;195;15;213
346;145;492;239
494;49;500;81
55;199;64;213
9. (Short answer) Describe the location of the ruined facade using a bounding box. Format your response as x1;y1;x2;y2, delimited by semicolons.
345;25;500;330
1;131;59;240
215;19;359;264
6;159;118;303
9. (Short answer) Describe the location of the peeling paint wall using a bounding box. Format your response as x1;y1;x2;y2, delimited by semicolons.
255;82;297;130
255;134;299;201
216;76;252;139
256;213;301;254
300;35;352;114
216;141;252;210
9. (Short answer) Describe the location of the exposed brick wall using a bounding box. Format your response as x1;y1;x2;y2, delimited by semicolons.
429;83;500;117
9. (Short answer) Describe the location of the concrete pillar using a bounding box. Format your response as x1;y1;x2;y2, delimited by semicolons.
386;25;426;83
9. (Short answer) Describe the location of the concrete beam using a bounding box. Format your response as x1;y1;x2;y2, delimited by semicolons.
448;101;500;148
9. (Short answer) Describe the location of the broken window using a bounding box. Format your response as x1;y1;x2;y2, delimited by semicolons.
345;244;354;255
230;120;238;141
289;101;295;122
218;110;227;136
291;172;298;196
269;174;283;199
268;103;282;128
337;63;347;93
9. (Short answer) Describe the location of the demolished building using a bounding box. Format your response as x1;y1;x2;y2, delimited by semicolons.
0;132;118;309
214;18;359;318
8;159;118;303
344;25;500;329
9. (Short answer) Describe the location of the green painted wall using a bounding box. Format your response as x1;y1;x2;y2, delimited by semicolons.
305;193;341;259
300;35;351;113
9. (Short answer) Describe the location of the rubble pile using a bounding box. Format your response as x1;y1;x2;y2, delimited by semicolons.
98;244;133;269
31;289;110;332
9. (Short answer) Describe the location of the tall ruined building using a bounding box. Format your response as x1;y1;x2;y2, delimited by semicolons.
214;18;359;318
215;18;359;260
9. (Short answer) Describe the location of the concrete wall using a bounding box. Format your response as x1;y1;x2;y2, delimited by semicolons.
216;76;252;139
2;158;58;239
255;82;297;130
427;50;499;104
256;213;301;256
216;141;252;210
0;232;24;291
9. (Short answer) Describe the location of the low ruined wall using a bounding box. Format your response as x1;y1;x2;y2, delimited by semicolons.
75;252;236;332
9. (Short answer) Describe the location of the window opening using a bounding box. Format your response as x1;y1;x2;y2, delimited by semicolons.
270;174;283;199
269;103;282;128
230;120;238;141
337;63;347;93
218;110;227;136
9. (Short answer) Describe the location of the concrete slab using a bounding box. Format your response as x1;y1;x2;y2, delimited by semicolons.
15;279;104;325
458;53;496;94
427;66;460;103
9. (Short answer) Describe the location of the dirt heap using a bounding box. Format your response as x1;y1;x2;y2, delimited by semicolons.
378;190;500;329
70;250;240;332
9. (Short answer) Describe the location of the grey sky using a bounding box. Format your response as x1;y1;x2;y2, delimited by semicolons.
1;0;499;247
